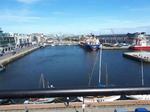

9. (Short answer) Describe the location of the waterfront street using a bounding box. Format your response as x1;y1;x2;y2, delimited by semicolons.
0;46;39;66
0;46;37;62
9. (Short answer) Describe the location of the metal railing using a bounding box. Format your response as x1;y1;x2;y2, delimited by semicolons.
0;87;150;99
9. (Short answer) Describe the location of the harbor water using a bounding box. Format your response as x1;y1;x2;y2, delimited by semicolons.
0;46;150;90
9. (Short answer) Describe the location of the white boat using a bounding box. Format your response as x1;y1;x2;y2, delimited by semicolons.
24;98;55;104
24;74;56;104
77;97;97;103
127;61;147;100
127;95;150;100
77;96;120;103
97;96;120;102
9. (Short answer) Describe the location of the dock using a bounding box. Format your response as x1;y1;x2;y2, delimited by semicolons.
123;51;150;62
102;46;129;50
0;100;150;112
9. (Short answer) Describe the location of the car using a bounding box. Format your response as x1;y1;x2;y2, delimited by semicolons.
135;108;149;112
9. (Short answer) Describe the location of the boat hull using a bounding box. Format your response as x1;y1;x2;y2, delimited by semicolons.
82;43;100;51
130;46;150;51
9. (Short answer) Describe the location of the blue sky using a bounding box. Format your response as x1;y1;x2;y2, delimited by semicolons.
1;0;150;34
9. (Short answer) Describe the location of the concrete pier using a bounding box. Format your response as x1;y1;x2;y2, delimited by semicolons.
123;52;150;62
0;46;39;65
0;100;150;112
103;46;129;50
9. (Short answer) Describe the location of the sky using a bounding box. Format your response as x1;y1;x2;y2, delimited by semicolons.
1;0;150;34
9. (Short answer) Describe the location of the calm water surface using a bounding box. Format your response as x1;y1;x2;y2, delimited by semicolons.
0;46;150;90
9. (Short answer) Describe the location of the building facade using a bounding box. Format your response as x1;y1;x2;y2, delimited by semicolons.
0;28;15;53
14;33;32;47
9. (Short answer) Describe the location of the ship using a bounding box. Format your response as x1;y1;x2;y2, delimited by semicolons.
129;32;150;51
80;35;101;51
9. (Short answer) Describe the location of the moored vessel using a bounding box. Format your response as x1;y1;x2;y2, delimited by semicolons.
80;35;101;51
129;32;150;51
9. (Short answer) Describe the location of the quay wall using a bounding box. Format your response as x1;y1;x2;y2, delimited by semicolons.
0;47;40;66
102;46;129;50
0;100;150;111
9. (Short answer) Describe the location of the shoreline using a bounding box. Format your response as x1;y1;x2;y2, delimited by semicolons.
0;46;40;66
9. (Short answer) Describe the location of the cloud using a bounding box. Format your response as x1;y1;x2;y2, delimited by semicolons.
17;0;40;4
0;9;41;23
0;15;40;23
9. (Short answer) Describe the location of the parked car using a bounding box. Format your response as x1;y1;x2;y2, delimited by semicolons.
135;108;149;112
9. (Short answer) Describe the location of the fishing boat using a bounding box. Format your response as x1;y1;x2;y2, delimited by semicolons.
0;65;5;72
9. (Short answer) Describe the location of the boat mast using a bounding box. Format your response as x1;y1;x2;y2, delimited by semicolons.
99;44;102;84
141;60;144;86
105;63;108;87
40;74;45;89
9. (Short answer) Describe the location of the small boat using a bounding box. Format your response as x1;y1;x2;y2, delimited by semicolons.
24;74;56;104
77;96;120;103
24;98;55;104
127;60;148;100
0;65;5;72
77;97;97;103
127;95;150;100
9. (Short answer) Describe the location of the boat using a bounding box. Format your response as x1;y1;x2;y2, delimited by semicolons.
130;38;150;50
24;74;55;104
24;98;55;104
127;59;148;100
77;95;120;103
81;35;101;51
126;95;150;100
79;46;119;103
0;65;5;72
129;33;150;51
77;97;97;103
97;46;120;101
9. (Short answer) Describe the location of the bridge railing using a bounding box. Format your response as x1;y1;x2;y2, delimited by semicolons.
0;87;150;99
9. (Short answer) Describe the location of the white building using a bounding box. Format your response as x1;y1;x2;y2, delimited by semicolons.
14;33;32;47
